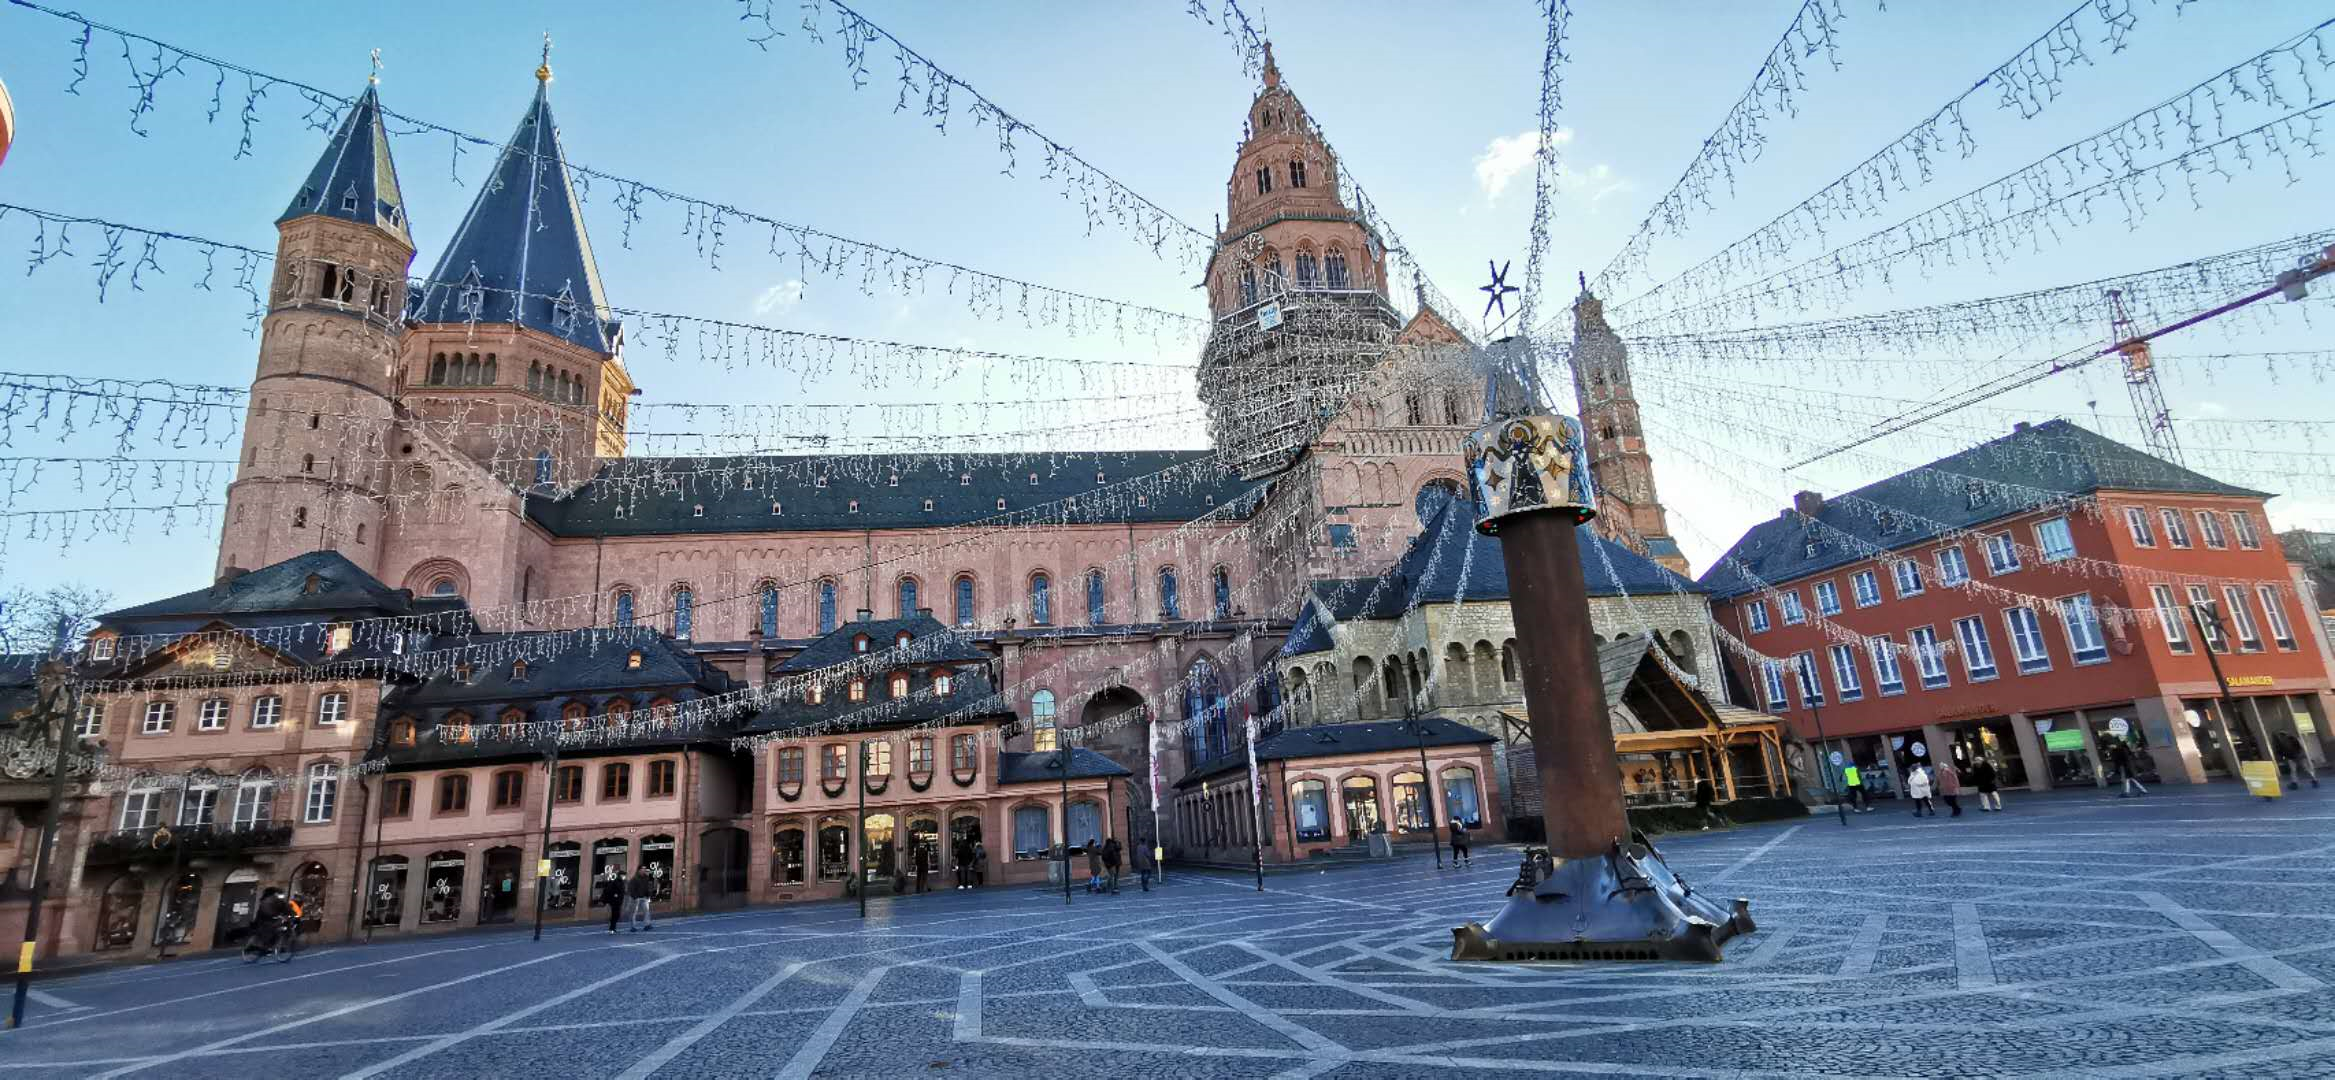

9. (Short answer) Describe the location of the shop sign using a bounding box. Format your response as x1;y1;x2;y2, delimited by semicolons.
2299;713;2319;735
2224;674;2275;689
427;857;465;870
2241;760;2285;798
2042;729;2085;752
1910;741;1928;758
2107;718;2130;738
641;840;675;852
594;842;630;856
1828;751;1844;766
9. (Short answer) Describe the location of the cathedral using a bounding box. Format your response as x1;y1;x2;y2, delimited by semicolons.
0;50;1708;957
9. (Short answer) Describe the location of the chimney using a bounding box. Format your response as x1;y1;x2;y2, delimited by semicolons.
2013;420;2032;434
855;608;873;623
916;607;933;618
1792;490;1825;518
745;628;766;690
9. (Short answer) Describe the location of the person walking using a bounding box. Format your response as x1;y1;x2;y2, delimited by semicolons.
952;837;973;889
1841;763;1869;813
1131;839;1155;892
1935;759;1963;818
1449;816;1473;867
1084;837;1104;894
1906;761;1935;817
2107;741;2145;798
1692;777;1719;830
2274;731;2318;790
972;840;987;887
598;868;627;934
1101;836;1123;894
1971;757;2003;811
626;867;656;932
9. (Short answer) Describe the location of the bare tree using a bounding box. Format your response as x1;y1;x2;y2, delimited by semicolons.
0;583;115;655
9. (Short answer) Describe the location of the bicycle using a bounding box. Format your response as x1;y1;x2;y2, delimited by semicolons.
241;917;297;964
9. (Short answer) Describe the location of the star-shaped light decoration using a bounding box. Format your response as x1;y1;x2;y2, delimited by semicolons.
1479;259;1519;321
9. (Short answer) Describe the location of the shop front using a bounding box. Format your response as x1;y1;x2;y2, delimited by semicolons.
545;841;582;912
422;852;467;924
2031;714;2098;788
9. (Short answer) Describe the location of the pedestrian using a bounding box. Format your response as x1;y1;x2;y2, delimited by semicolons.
1935;759;1963;817
1841;763;1869;813
914;842;932;893
1083;836;1104;893
626;867;655;932
1131;839;1155;892
953;837;973;889
972;841;987;887
2275;731;2319;789
598;868;627;935
2107;741;2145;798
1450;816;1472;867
1969;757;2002;811
1906;762;1934;817
1692;777;1719;830
1101;836;1123;893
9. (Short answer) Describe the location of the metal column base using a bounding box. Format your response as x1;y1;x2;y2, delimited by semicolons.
1452;841;1755;963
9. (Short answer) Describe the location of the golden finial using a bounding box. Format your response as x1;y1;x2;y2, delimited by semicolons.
536;31;553;84
368;48;382;86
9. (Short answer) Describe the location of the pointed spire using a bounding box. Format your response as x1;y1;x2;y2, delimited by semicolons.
277;84;410;246
410;70;614;354
1261;40;1279;89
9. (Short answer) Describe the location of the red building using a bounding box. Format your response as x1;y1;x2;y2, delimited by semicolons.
1702;420;2335;795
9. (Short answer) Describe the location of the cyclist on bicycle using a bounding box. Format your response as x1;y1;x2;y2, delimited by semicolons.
250;887;292;953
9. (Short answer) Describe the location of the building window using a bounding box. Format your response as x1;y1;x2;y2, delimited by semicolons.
671;586;694;638
954;576;976;629
1759;660;1788;710
951;733;977;771
863;740;893;783
381;778;413;819
1813;581;1841;616
1936;546;1970;586
316;692;348;727
1213;567;1233;620
198;697;229;731
142;701;174;735
1239;266;1258;306
554;765;584;803
2231;510;2262;550
1983;533;2021;575
2188;585;2225;652
1254;166;1273;195
2153;584;2190;653
1869;636;1905;695
2197;511;2229;550
1014;805;1052;858
2221;585;2263;651
1845;569;1880;608
1325;248;1349;288
74;702;103;739
179;774;220;828
2160;509;2192;548
2003;606;2052;674
2058;594;2109;665
1910;626;1950;689
847;679;867;703
601;763;631;801
776;748;805;788
1745;600;1770;633
1327;524;1356;551
1289;159;1308;188
1294;251;1318;288
889;672;909;699
2259;585;2298;649
933;671;954;696
492;770;525;809
908;737;934;777
614;589;636;628
292;507;307;529
818;579;839;634
1086;570;1107;625
1159;568;1181;620
119;781;164;830
1778;591;1805;625
1953;616;1999;681
1828;643;1863;702
760;583;780;638
648;759;677;798
2124;506;2156;547
897;576;919;617
436;775;469;814
303;762;339;823
1791;652;1823;708
232;770;276;827
1031;689;1058;752
1029;573;1053;625
1892;559;1924;597
2035;517;2077;562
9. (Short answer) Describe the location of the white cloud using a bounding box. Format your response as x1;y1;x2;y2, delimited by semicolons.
2193;400;2230;417
753;279;804;315
1473;128;1628;210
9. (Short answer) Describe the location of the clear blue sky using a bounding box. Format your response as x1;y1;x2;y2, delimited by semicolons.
1;0;2329;610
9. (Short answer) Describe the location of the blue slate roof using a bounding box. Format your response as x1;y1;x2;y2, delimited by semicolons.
773;613;987;674
370;632;742;767
1697;419;2269;599
408;78;616;353
997;747;1133;785
525;451;1257;537
102;550;418;623
1176;714;1493;788
277;85;410;245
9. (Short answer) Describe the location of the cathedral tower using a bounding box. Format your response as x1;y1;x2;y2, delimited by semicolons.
1195;46;1401;481
402;59;630;494
1571;275;1689;576
219;84;412;579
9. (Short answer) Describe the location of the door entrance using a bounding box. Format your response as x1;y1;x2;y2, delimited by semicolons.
213;868;260;948
480;847;522;924
950;815;984;886
699;827;750;911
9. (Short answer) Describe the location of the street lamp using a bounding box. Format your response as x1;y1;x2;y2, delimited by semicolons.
1796;656;1848;827
1402;705;1443;868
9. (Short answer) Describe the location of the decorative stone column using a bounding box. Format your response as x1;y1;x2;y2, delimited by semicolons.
2007;712;2052;793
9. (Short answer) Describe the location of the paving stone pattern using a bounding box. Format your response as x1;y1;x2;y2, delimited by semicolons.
8;787;2335;1078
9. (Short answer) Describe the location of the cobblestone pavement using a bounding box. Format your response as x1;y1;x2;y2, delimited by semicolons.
10;786;2335;1078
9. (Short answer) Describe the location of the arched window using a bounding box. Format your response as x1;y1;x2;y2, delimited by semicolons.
613;589;635;629
303;762;339;824
1086;570;1106;625
953;575;976;629
429;354;447;385
1501;640;1519;683
1182;659;1223;762
534;451;553;486
1031;689;1058;752
1441;766;1483;826
301;453;315;474
896;576;919;617
759;582;780;638
1012;805;1051;858
1212;567;1232;621
481;355;497;385
232;769;276;829
1294;250;1318;288
1325;247;1350;288
1239;265;1258;306
670;586;694;638
1029;572;1052;625
817;579;838;634
527;362;541;393
1291;779;1329;841
428;577;459;597
1391;770;1432;832
889;671;910;699
1158;567;1181;620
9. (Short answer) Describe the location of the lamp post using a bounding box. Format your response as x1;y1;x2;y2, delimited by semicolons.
1059;729;1072;906
532;735;560;942
857;739;869;920
1404;706;1444;869
1798;663;1848;828
2185;601;2253;778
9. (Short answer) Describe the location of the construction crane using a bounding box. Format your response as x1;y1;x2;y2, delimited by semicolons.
2108;288;2183;466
